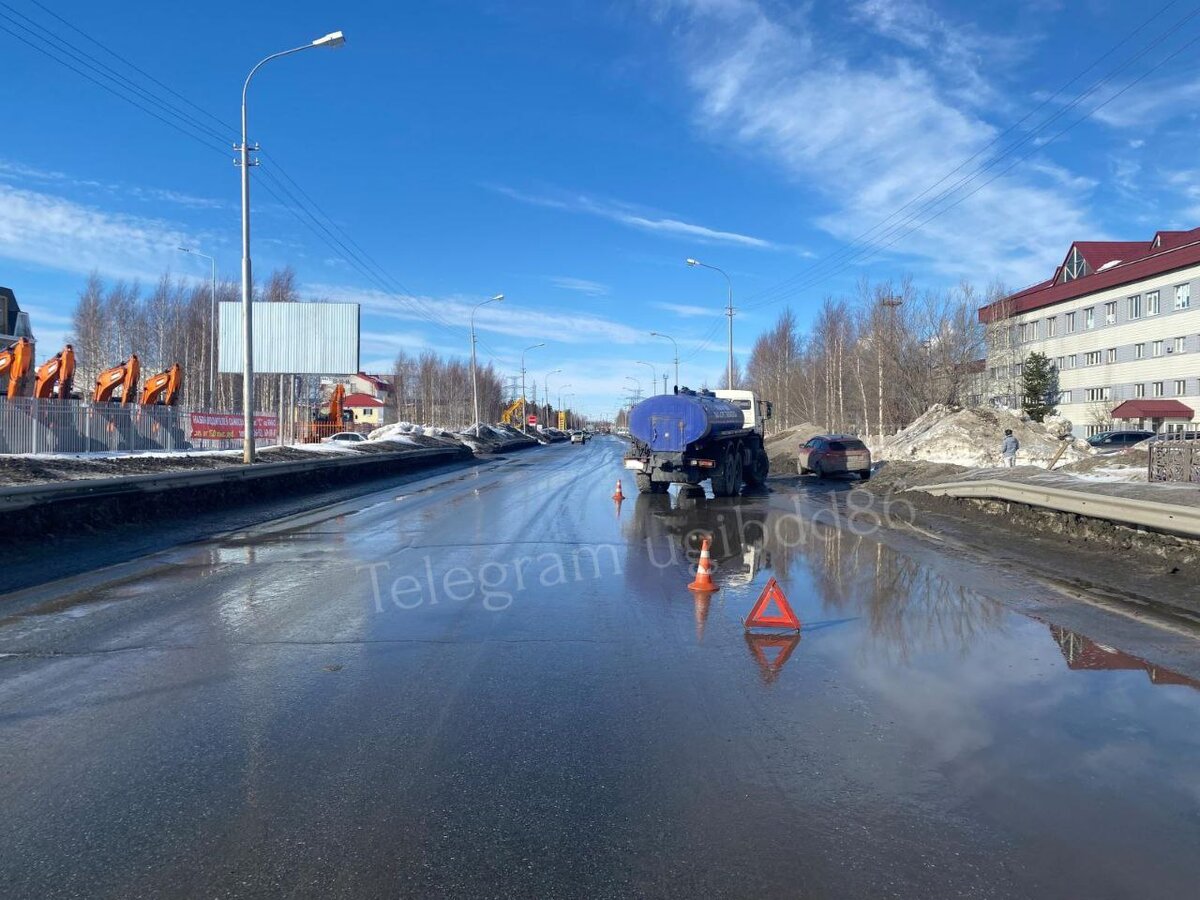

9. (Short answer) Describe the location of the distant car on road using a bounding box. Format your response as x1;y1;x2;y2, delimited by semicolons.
798;434;872;480
324;431;366;443
570;431;586;444
1087;429;1154;449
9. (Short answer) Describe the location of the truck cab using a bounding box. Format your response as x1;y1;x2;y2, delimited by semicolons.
714;389;772;432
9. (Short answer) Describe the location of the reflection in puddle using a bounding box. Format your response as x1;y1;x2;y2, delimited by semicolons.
622;487;1200;693
1048;623;1200;691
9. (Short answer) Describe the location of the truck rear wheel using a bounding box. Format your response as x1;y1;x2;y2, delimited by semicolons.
744;449;769;487
711;447;743;497
636;473;667;494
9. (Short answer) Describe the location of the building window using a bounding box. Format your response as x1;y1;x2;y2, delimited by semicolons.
1153;381;1165;397
1106;348;1117;363
1085;307;1095;330
1068;354;1077;368
1176;283;1191;310
1135;343;1145;359
1047;317;1057;337
1085;387;1111;402
1135;383;1146;398
1060;390;1072;403
1056;356;1065;370
1104;301;1117;325
1153;340;1164;357
1175;336;1187;353
1128;295;1142;319
1177;379;1188;396
1062;246;1088;282
1085;350;1102;366
1148;291;1161;315
1066;312;1077;333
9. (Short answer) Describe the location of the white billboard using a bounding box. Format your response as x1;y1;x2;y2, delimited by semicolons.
219;301;359;375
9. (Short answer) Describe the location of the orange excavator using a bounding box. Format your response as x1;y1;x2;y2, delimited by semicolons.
0;337;34;399
34;344;76;400
93;354;140;405
140;363;182;406
303;383;348;442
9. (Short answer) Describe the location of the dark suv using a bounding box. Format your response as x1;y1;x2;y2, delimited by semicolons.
1086;430;1154;449
798;435;872;480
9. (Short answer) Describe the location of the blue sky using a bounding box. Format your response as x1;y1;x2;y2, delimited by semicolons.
1;0;1197;418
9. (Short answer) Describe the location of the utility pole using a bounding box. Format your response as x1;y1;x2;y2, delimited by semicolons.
520;343;544;434
686;259;734;388
879;296;903;437
470;294;503;435
650;331;680;391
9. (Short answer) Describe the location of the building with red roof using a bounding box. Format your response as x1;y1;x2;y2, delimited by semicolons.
343;392;386;426
980;227;1200;436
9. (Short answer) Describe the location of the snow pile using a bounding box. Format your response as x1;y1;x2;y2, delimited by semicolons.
368;421;419;441
874;404;1094;468
765;423;825;470
1042;415;1075;440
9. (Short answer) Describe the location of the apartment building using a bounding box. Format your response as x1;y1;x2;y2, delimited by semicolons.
979;227;1200;437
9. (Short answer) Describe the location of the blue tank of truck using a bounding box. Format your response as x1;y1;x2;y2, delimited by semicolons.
628;392;746;453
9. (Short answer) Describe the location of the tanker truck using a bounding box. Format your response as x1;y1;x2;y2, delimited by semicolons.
622;387;772;496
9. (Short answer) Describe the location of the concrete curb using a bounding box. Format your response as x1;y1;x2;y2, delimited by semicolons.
909;478;1200;540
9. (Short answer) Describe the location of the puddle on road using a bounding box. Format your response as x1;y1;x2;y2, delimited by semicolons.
619;487;1200;889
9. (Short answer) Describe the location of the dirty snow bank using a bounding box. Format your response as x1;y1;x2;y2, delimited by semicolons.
765;423;824;471
872;405;1093;468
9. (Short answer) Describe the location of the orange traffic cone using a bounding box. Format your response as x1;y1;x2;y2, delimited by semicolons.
612;479;625;501
688;536;719;592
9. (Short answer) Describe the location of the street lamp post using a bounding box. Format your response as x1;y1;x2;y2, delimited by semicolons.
624;375;641;406
178;246;217;407
470;294;503;435
544;369;562;429
520;343;544;434
650;331;679;391
239;30;345;464
635;361;657;396
686;258;734;389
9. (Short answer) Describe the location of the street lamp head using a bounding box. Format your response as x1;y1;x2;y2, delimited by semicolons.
686;258;700;267
312;31;346;48
178;246;192;253
491;294;504;302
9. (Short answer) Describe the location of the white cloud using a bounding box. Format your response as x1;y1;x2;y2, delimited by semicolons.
548;276;609;296
491;184;777;250
305;282;650;348
0;183;199;281
1089;76;1200;130
655;301;719;317
647;0;1095;287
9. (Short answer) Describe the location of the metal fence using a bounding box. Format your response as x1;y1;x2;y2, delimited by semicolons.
0;399;281;455
1148;433;1200;483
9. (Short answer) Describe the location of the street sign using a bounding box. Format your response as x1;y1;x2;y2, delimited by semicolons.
557;411;566;430
527;414;538;425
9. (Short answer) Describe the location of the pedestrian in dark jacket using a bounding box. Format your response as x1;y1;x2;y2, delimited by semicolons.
1001;429;1019;467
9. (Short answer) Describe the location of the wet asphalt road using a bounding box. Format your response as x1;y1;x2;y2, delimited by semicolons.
3;436;1200;899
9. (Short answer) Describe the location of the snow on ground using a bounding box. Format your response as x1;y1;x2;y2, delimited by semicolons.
871;404;1094;468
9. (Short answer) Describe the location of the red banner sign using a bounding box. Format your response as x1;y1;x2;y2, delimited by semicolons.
191;412;279;440
527;414;538;425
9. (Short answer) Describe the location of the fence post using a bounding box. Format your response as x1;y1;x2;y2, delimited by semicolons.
31;398;39;454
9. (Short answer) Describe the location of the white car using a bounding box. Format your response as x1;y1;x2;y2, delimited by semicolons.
570;431;586;444
324;431;366;443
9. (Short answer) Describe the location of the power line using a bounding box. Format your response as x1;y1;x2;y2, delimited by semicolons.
1;1;474;346
739;0;1195;312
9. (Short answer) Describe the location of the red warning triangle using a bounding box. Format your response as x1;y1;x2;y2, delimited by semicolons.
745;632;801;684
744;577;801;631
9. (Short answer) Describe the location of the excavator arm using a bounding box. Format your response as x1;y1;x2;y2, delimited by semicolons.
140;363;182;406
0;337;35;400
500;398;523;426
93;354;140;405
34;344;76;400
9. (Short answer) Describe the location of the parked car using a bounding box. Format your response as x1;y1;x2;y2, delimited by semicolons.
798;434;872;480
570;431;586;444
324;431;366;443
1087;430;1154;449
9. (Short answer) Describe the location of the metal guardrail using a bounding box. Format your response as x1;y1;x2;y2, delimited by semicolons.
0;446;465;512
909;479;1200;540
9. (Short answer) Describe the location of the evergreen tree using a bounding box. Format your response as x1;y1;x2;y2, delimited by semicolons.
1021;351;1058;422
